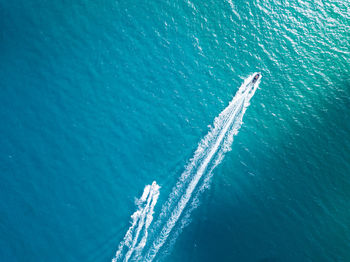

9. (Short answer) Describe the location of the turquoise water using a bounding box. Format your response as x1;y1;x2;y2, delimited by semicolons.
1;0;350;261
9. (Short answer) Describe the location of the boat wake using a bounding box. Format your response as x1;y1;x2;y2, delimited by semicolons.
112;182;160;262
112;73;261;262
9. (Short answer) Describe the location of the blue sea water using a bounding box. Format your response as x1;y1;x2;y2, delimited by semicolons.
1;0;350;261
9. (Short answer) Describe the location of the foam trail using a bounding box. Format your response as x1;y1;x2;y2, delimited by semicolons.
142;74;260;261
161;96;251;257
112;182;160;262
149;75;255;236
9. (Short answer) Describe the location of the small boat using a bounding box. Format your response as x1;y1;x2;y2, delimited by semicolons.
252;73;260;84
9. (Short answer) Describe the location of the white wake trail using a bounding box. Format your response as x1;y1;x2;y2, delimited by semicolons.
112;182;160;262
140;74;260;261
161;80;259;256
144;91;250;261
148;75;255;236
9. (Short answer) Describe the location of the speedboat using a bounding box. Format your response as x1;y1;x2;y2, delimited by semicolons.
251;73;260;84
239;72;261;96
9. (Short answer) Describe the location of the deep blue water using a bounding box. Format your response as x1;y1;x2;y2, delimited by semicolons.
1;0;350;261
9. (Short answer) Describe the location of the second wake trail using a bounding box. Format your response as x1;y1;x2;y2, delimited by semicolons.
113;73;261;262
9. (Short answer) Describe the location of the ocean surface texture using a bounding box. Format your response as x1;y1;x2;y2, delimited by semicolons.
1;0;349;261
